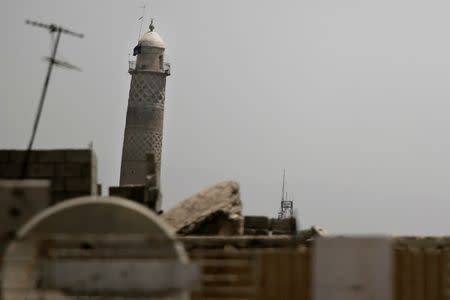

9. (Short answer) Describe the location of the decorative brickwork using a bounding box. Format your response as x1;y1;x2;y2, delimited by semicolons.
122;129;162;162
120;40;169;185
128;73;166;109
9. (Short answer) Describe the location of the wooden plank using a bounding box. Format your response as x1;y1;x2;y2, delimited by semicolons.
442;248;450;300
424;247;441;300
398;247;412;300
277;250;290;300
299;248;312;300
261;251;279;300
393;248;402;300
410;247;425;300
258;251;270;300
304;248;312;300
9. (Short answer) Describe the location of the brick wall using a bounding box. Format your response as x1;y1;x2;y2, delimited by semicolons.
0;149;97;204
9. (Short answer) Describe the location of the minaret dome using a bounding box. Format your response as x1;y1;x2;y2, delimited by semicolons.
133;21;166;73
139;31;165;49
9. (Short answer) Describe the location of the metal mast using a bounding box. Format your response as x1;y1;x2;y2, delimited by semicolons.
21;20;83;178
278;169;294;219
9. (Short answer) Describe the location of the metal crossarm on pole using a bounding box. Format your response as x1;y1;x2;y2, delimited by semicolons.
21;20;84;178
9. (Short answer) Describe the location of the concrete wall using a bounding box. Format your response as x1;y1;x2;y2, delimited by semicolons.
0;179;51;257
0;149;97;203
313;237;393;300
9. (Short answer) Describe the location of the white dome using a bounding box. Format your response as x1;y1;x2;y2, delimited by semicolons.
139;31;165;48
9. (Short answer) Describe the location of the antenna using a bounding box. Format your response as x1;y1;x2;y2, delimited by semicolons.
21;20;83;178
278;169;294;220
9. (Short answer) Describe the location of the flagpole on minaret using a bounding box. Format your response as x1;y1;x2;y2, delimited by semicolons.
138;5;146;40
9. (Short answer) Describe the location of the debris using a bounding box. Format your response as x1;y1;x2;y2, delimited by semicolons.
163;181;243;235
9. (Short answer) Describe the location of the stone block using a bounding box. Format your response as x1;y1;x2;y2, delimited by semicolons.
109;185;160;211
244;228;269;235
51;177;65;192
51;191;88;203
65;177;92;192
26;164;55;178
109;185;145;203
8;151;26;163
0;164;22;178
55;163;82;177
271;218;297;233
80;163;92;177
65;150;92;163
37;150;65;163
8;150;38;163
0;151;9;163
51;191;68;203
244;216;269;229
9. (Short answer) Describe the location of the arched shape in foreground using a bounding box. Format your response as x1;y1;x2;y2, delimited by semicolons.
2;196;189;300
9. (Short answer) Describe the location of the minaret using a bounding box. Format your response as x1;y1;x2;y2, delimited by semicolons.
120;20;170;185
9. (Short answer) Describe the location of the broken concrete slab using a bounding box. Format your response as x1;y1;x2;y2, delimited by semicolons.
162;181;243;235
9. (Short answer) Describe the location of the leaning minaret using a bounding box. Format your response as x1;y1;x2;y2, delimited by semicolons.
120;20;170;185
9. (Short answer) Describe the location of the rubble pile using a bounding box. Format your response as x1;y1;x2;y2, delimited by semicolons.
163;181;243;235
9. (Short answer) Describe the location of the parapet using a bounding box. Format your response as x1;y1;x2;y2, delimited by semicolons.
0;149;98;204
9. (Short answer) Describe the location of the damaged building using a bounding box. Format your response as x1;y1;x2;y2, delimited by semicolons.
2;17;445;300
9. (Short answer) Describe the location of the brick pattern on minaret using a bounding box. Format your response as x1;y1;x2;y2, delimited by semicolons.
120;23;169;185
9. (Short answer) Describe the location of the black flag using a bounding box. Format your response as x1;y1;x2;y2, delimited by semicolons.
133;44;141;56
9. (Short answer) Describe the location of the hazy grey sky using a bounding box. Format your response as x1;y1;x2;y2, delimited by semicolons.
2;0;450;235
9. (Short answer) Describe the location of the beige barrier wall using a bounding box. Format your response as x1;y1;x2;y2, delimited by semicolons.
190;248;311;300
395;238;450;300
189;238;450;300
258;249;311;300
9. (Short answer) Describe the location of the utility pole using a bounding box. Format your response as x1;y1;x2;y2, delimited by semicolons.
21;20;83;178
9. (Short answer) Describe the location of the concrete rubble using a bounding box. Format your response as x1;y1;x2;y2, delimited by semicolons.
163;181;243;235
